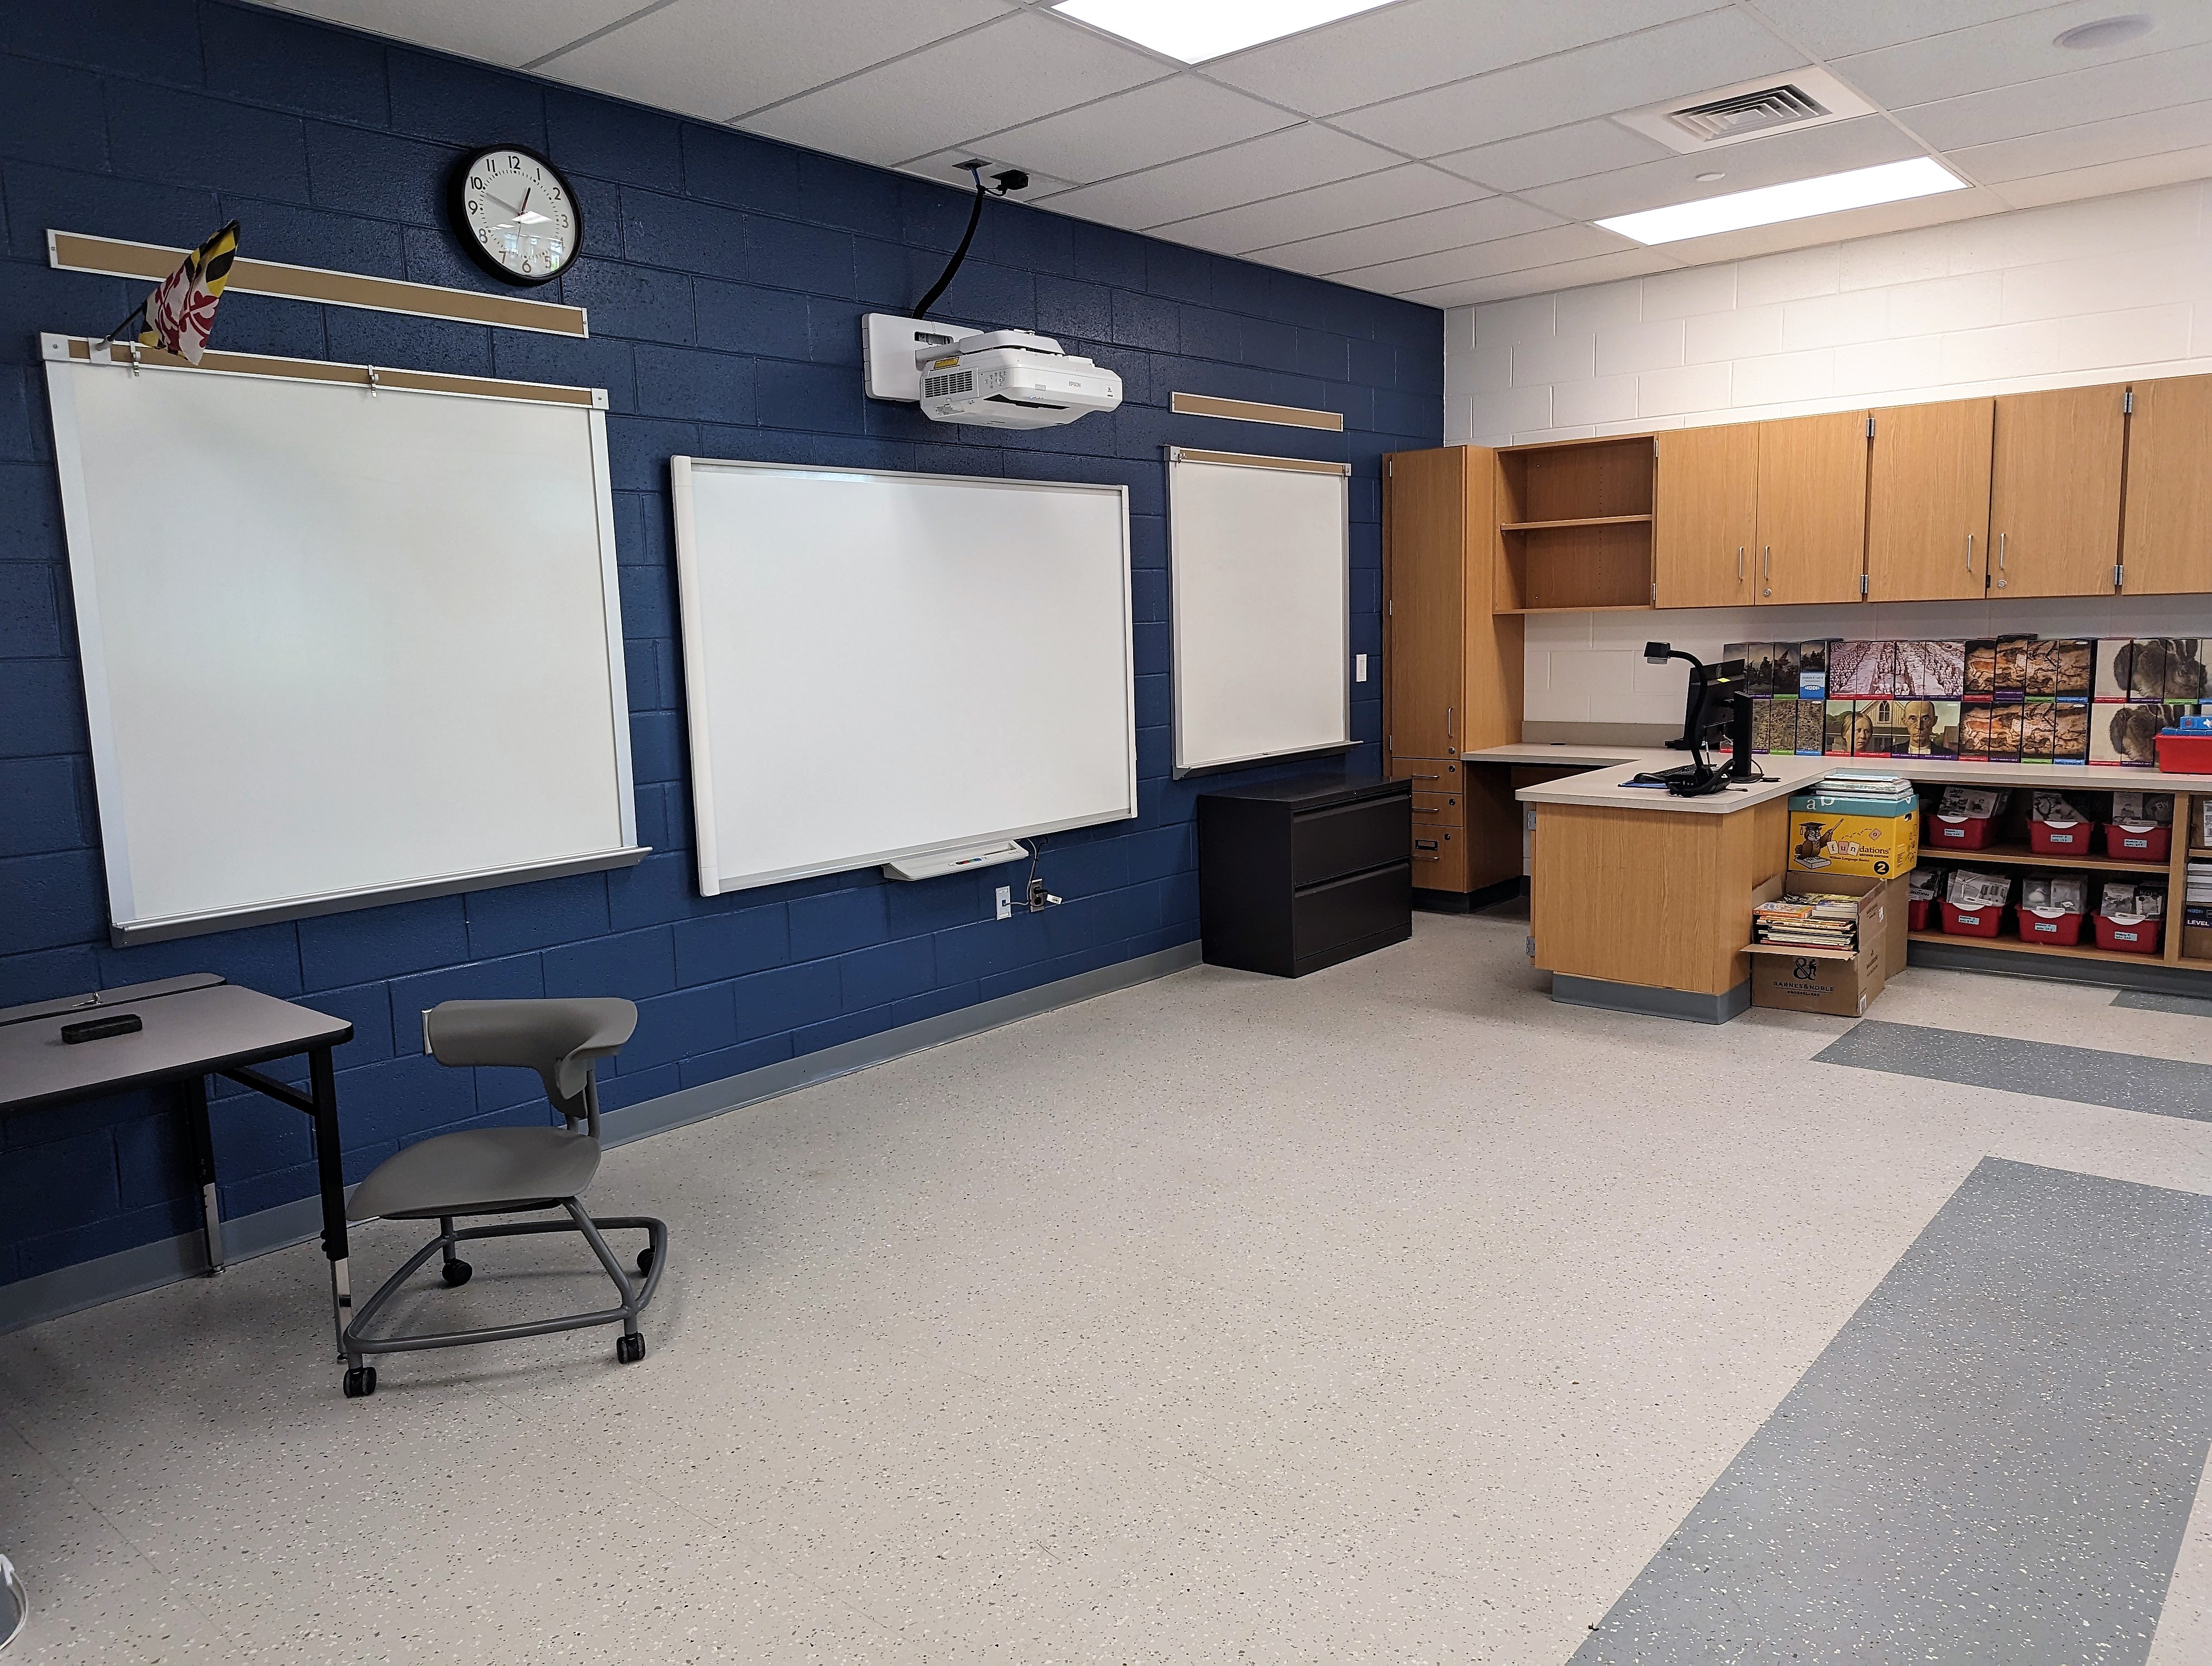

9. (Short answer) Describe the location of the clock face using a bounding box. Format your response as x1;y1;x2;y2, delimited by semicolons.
452;146;580;286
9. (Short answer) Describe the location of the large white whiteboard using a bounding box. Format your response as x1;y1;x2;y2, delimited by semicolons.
1168;447;1352;774
671;457;1136;893
44;337;640;944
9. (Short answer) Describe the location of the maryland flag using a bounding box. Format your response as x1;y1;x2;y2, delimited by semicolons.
134;220;239;364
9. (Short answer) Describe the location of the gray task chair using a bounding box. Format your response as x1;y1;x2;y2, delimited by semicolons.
338;997;667;1398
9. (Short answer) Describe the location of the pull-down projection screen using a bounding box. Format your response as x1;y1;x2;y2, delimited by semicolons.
1166;446;1352;775
43;336;642;945
671;457;1136;894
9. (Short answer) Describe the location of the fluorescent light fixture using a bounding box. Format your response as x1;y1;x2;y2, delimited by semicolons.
1596;157;1966;246
1051;0;1398;62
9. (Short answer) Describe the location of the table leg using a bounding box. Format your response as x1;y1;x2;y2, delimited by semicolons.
308;1046;351;1359
181;1072;224;1273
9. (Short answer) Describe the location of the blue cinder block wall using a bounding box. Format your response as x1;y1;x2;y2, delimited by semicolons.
0;0;1443;1289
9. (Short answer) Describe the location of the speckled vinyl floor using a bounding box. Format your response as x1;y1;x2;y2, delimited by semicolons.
3;913;2212;1664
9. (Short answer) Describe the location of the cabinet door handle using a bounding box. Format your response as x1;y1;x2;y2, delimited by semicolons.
1446;707;1453;739
1966;531;1975;574
1763;545;1772;598
1996;530;2007;589
1737;545;1744;580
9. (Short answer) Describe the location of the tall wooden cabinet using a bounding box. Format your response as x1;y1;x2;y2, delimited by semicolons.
1989;383;2127;598
1653;425;1756;608
1866;399;1991;602
1382;445;1523;902
2119;374;2212;595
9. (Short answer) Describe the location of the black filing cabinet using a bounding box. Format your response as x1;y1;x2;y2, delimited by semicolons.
1197;775;1413;977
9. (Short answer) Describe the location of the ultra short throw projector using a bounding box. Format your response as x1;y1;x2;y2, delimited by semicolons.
914;329;1122;430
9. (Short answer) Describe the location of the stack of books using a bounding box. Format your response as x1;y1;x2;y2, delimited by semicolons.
1754;893;1861;951
1815;768;1916;807
2186;858;2212;932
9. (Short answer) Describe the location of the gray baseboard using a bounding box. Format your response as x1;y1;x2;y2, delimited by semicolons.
0;943;1200;1336
1906;939;2212;996
1551;972;1751;1024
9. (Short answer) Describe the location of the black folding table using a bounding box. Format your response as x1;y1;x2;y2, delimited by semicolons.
0;973;356;1353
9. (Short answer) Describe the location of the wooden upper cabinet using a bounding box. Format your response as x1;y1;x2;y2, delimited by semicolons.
1989;383;2125;598
1654;425;1757;608
1754;411;1869;606
1384;447;1465;760
1866;399;1992;602
2120;374;2212;596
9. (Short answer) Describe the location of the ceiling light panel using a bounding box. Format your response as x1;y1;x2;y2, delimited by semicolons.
1051;0;1400;64
1596;156;1966;244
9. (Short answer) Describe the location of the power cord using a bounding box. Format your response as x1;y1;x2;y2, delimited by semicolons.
914;161;1028;319
1018;837;1061;913
1;1552;27;1654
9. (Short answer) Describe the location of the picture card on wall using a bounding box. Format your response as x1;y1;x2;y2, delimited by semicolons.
2095;638;2133;701
1986;702;2023;761
2093;701;2167;766
2023;640;2061;697
1896;640;1965;699
2020;699;2058;762
1964;639;1996;700
2053;639;2093;699
1994;636;2029;699
1797;698;1827;754
1825;700;1863;755
1901;699;1960;758
1861;699;1908;757
1799;641;1829;699
1771;641;1801;697
2127;638;2211;700
1829;640;1883;700
2053;701;2089;763
1960;702;1994;760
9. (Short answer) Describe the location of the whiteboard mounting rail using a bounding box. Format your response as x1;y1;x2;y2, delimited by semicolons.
1166;446;1353;777
43;334;645;945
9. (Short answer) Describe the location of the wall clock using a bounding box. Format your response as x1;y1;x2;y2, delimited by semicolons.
449;145;581;286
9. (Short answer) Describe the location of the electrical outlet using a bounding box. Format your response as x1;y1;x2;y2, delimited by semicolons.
995;885;1013;920
1354;653;1368;683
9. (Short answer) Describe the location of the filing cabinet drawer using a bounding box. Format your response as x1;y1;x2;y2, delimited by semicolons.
1409;787;1463;825
1291;861;1412;973
1410;821;1470;892
1290;795;1412;888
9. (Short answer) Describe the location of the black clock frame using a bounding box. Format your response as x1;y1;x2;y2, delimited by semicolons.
448;143;583;288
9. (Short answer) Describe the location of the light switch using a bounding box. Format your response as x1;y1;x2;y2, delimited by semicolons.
1354;653;1368;683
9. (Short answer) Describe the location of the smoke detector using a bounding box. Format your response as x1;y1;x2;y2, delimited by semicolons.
1614;66;1874;153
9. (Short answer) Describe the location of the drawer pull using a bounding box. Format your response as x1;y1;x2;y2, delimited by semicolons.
1412;851;1440;862
1414;838;1440;851
1404;771;1441;781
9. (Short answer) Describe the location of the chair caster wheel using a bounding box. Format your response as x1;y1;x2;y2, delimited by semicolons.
343;1366;377;1398
615;1332;645;1364
441;1259;473;1287
636;1247;654;1274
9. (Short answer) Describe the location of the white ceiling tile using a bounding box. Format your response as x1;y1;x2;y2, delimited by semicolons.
1330;11;1803;157
1948;99;2212;183
1431;120;1673;193
1330;223;1637;293
1523;116;1926;222
1742;1;2056;59
736;10;1165;165
1404;249;1682;309
262;0;647;67
542;0;1012;122
1256;197;1567;275
960;74;1297;184
1039;123;1402;227
1836;0;2212;112
1150;165;1490;254
1901;42;2212;152
1989;143;2212;208
1204;0;1724;117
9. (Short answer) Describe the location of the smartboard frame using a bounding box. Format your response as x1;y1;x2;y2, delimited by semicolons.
42;334;644;945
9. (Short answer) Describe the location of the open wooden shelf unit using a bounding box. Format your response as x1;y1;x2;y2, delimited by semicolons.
1494;435;1654;613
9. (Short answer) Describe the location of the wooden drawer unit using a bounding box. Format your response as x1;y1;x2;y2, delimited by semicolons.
1410;822;1469;890
1410;785;1463;824
1197;774;1413;977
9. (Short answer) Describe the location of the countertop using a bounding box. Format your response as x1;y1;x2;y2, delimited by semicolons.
1465;743;2212;815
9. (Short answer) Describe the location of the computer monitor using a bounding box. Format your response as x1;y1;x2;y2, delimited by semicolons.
1634;644;1754;795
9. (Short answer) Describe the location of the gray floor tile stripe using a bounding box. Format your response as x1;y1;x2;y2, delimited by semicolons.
2113;989;2212;1018
1814;1019;2212;1123
1572;1158;2212;1664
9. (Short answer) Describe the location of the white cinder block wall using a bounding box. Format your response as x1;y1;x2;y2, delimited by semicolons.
1442;181;2212;735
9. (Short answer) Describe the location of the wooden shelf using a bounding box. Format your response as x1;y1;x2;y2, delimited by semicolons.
1907;928;2174;967
1495;603;1655;615
1921;841;2169;874
1500;514;1654;532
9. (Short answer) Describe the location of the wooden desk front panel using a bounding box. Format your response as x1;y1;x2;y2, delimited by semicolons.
1529;798;1786;995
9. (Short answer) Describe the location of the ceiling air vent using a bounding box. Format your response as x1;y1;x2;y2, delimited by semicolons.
1668;84;1828;144
1615;66;1874;153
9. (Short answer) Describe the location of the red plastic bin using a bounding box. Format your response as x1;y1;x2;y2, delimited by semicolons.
2092;914;2163;954
2101;822;2171;862
1908;896;1933;931
2015;906;2085;945
1926;813;1994;850
2155;732;2212;772
1940;899;2004;937
2029;818;2092;855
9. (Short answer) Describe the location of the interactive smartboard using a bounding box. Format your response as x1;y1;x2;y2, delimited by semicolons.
670;457;1137;893
1166;446;1352;774
43;336;642;944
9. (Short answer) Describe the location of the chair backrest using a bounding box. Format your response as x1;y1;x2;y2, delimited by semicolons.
426;998;636;1124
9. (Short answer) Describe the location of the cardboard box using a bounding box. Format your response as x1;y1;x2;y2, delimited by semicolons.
1789;793;1920;879
1748;872;1902;1017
